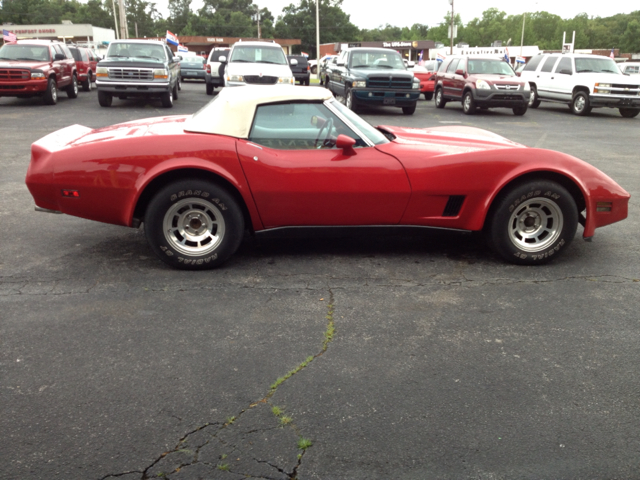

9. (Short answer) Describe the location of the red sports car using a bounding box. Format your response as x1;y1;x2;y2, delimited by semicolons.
26;85;629;269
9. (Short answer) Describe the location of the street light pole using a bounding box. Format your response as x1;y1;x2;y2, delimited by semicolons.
449;0;454;55
520;12;526;56
316;0;320;75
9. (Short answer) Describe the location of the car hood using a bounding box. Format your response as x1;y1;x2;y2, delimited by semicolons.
470;74;523;83
377;125;525;157
351;67;412;77
574;72;639;85
226;62;293;77
0;60;50;70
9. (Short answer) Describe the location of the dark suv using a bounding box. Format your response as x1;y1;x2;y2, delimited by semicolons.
287;55;310;85
325;47;420;115
434;56;530;115
0;39;78;105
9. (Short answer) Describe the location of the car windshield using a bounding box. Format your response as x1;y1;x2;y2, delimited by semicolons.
0;44;50;62
329;99;390;145
230;46;286;65
468;59;515;75
575;57;621;74
107;43;165;61
350;51;406;70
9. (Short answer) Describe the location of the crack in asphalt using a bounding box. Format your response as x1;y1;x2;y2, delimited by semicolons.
99;291;335;480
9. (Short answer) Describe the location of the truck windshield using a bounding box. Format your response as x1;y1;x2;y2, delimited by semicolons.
468;59;515;75
350;51;405;70
0;44;50;62
575;57;621;74
230;46;286;65
107;43;165;61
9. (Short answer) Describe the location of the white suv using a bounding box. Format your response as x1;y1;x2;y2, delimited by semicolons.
520;53;640;117
222;41;294;87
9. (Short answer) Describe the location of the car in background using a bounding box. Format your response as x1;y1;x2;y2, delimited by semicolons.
0;39;78;105
618;62;640;75
222;41;294;87
68;46;97;91
96;39;180;108
205;48;230;95
434;55;530;115
325;47;420;115
412;60;439;100
318;55;336;85
26;85;629;269
180;55;206;82
287;55;310;85
520;53;640;117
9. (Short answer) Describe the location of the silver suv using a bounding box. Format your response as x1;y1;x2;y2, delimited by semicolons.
205;48;229;95
96;39;181;108
520;53;640;117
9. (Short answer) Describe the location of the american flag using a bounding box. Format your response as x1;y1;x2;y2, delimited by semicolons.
610;48;615;59
436;53;446;62
3;29;17;43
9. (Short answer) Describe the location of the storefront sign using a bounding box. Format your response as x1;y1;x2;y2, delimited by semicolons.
207;38;224;42
14;28;56;34
383;41;413;48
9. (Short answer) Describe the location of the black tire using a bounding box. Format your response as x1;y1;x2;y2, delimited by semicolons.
66;74;78;98
161;89;173;108
82;72;92;92
345;87;358;111
513;105;528;116
98;90;112;107
144;180;245;270
177;78;181;91
424;92;433;101
619;108;640;118
528;85;541;108
571;91;591;116
43;77;57;105
485;180;578;265
462;91;476;115
434;87;447;108
206;82;214;95
173;81;179;100
402;105;416;115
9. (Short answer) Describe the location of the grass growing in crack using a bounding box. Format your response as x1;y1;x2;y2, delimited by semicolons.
270;356;314;390
217;463;230;471
271;405;283;417
225;416;236;425
220;453;227;460
280;415;293;426
297;438;313;450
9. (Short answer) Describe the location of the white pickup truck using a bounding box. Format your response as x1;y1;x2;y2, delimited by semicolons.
520;53;640;117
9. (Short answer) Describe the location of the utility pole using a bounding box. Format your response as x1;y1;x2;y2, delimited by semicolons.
520;12;526;56
449;0;454;55
118;0;128;39
112;0;119;39
316;0;320;72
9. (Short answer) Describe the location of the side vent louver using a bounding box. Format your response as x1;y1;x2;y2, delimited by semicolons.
443;195;465;217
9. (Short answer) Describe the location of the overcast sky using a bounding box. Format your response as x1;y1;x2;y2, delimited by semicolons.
160;0;639;30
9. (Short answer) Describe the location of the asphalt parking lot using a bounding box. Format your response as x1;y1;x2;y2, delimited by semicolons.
1;81;639;480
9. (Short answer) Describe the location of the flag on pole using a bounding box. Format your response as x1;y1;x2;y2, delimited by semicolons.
177;44;188;53
166;30;179;46
300;52;309;57
503;47;510;63
436;53;446;63
3;29;17;43
610;48;615;59
516;56;526;64
418;50;424;66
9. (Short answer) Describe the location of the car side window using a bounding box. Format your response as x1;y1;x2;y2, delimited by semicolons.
249;102;364;150
540;56;559;73
446;58;460;73
61;45;73;59
165;46;173;62
555;57;573;74
523;55;543;72
52;44;64;58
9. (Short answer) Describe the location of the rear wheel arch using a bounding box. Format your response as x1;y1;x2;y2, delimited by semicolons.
133;168;253;232
483;171;586;231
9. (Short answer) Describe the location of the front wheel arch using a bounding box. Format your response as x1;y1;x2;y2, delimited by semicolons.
483;171;586;232
133;168;253;233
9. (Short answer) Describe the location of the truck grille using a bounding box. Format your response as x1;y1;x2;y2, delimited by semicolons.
368;76;413;89
611;84;640;96
108;68;154;80
495;84;521;90
244;75;278;85
0;69;30;81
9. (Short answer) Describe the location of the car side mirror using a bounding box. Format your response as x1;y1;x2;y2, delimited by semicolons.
174;56;181;62
290;58;298;66
455;68;465;76
336;134;356;155
559;69;572;75
219;56;227;63
54;53;65;61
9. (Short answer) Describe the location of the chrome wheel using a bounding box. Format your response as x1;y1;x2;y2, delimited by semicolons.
162;197;226;256
51;82;57;102
574;95;586;113
508;198;563;252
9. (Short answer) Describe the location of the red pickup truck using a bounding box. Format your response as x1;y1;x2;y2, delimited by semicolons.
0;39;78;105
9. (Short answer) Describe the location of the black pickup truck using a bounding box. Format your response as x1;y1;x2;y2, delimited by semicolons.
325;47;420;114
95;39;181;108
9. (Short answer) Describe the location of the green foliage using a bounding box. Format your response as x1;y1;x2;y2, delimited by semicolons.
297;437;313;450
217;463;230;471
271;405;283;417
